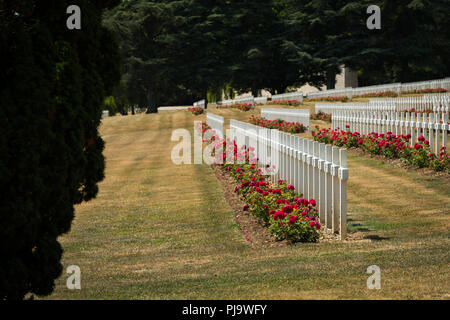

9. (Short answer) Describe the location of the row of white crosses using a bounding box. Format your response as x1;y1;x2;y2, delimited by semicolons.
332;110;449;155
234;96;255;107
306;77;450;100
271;91;304;104
229;119;348;239
369;93;450;112
193;99;205;108
254;96;268;105
400;78;450;92
315;102;396;114
352;83;402;97
261;108;311;130
307;87;354;100
316;97;450;114
216;97;254;107
206;112;224;137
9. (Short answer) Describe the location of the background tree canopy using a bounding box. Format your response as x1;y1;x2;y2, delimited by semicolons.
104;0;450;108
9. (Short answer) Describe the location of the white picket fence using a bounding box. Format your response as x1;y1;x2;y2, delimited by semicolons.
401;78;450;92
271;91;304;104
254;96;268;105
216;96;254;107
261;108;310;129
193;99;205;108
206;112;224;137
229;119;348;239
306;77;450;100
219;99;234;106
315;102;396;114
332;110;449;155
234;96;255;107
158;106;190;112
316;97;450;114
369;94;450;112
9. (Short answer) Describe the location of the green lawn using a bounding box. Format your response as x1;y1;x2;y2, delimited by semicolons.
43;107;449;300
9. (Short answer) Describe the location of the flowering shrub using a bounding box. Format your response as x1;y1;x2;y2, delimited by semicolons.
218;146;320;242
401;88;448;95
204;136;321;243
311;111;332;122
312;126;450;173
305;96;349;103
249;115;307;134
216;103;252;111
267;99;301;106
353;91;399;98
188;107;204;115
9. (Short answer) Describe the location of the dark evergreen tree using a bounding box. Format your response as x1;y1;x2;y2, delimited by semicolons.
161;0;233;109
0;0;120;299
357;0;450;85
227;0;298;95
279;0;371;89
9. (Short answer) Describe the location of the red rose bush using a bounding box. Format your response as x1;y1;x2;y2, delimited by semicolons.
216;103;252;111
188;107;204;115
249;115;307;134
212;138;320;243
267;100;301;106
312;126;450;173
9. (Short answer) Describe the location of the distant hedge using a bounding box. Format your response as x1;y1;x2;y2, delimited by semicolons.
0;1;120;299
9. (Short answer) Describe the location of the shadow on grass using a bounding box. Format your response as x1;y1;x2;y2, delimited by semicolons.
363;235;390;241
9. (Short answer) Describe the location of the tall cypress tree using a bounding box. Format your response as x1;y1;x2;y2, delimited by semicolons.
0;0;120;299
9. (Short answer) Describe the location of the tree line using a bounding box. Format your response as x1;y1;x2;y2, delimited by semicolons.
103;0;450;112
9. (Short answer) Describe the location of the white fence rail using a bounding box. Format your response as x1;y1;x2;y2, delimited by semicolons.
271;91;303;104
193;99;205;108
254;96;268;105
332;110;449;155
306;77;450;100
206;112;224;137
234;96;255;107
315;102;396;114
229;119;348;239
369;94;450;112
261;108;310;129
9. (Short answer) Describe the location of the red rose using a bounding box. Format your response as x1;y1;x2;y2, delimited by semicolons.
289;215;298;225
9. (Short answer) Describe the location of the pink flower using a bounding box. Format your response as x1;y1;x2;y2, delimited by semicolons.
309;199;317;207
418;136;425;142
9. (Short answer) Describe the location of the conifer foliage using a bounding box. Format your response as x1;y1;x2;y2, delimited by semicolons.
0;0;120;299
